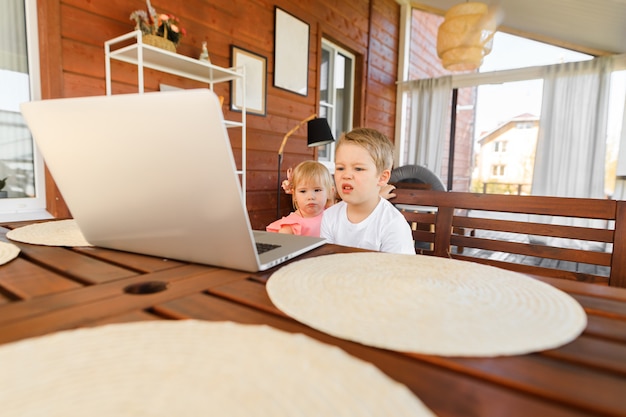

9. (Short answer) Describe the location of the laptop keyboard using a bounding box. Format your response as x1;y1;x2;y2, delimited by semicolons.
256;242;281;254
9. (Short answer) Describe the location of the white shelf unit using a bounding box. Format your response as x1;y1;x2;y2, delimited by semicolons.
104;31;247;205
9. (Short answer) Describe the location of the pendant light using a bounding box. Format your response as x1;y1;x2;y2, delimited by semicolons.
437;2;499;71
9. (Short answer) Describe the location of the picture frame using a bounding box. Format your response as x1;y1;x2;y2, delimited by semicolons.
273;7;310;96
231;45;267;116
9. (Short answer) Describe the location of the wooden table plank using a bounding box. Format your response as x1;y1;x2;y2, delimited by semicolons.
428;354;626;416
210;275;626;417
73;246;186;273
0;266;248;344
2;221;167;285
0;227;624;417
208;277;281;315
0;264;209;327
570;294;626;319
585;315;626;343
534;275;626;302
0;258;83;299
0;293;11;306
9;241;139;284
542;336;626;376
154;293;600;417
86;310;163;326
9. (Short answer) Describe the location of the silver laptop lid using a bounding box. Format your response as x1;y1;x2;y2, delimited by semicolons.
21;89;323;272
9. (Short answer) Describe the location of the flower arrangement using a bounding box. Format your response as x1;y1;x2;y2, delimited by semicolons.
130;0;186;46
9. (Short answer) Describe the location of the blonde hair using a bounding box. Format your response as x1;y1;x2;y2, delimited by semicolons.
336;127;394;174
289;161;336;209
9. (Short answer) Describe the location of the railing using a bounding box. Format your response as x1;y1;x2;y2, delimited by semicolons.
481;182;530;195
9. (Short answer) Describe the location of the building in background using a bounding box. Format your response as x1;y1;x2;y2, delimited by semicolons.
472;114;539;195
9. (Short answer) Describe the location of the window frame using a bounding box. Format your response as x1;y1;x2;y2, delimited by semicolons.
318;38;355;171
491;164;506;177
494;141;507;153
0;0;49;221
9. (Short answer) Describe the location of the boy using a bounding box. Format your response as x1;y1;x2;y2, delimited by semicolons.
320;127;415;254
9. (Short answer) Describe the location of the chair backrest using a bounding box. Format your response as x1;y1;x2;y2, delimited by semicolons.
391;189;626;287
390;165;446;191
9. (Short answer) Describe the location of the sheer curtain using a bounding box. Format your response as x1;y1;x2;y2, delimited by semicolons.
530;57;613;250
614;92;626;199
398;76;452;175
531;57;613;199
1;0;28;73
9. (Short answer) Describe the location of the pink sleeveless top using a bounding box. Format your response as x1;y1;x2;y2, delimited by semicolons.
266;211;323;237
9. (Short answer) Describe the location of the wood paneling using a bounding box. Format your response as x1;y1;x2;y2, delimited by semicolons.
37;0;400;228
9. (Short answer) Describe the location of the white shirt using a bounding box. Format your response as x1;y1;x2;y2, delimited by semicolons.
321;198;415;254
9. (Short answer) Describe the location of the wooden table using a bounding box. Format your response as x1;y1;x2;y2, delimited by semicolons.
1;221;625;417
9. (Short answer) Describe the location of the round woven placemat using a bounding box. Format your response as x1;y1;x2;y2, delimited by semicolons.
267;253;587;357
0;241;20;265
0;320;434;417
6;219;92;247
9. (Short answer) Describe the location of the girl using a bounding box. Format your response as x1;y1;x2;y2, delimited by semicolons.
266;161;335;236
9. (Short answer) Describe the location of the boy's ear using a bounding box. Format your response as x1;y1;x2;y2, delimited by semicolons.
377;169;391;186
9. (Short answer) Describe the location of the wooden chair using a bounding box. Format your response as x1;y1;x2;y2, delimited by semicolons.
391;189;626;287
391;182;436;252
390;165;446;191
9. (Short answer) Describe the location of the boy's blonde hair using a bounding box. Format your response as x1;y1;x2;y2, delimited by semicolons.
289;161;336;209
336;127;394;174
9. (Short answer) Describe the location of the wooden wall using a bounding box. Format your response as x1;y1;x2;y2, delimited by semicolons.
36;0;401;229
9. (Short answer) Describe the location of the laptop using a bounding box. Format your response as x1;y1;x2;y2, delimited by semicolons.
20;89;325;272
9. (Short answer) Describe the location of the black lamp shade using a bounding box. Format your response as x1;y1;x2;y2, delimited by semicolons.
307;118;335;147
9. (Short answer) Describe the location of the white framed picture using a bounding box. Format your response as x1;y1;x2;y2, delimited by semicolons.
231;45;267;116
273;7;309;96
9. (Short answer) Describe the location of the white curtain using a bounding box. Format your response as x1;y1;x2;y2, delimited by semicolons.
1;0;28;73
531;57;613;199
530;57;613;250
399;76;452;175
613;92;626;199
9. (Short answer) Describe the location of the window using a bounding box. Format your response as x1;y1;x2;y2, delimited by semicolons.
318;39;355;170
491;164;505;177
403;12;626;197
470;35;596;196
494;141;507;152
472;62;625;197
0;0;47;220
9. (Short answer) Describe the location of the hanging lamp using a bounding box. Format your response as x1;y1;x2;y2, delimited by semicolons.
436;2;498;71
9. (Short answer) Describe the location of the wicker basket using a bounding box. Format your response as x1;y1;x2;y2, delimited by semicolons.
142;34;176;52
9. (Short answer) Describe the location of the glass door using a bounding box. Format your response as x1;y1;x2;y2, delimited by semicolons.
319;39;355;170
0;0;47;220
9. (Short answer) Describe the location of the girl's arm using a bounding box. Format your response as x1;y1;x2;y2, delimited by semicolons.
278;224;295;234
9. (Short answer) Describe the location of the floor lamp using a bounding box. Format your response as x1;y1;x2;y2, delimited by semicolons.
276;115;335;218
